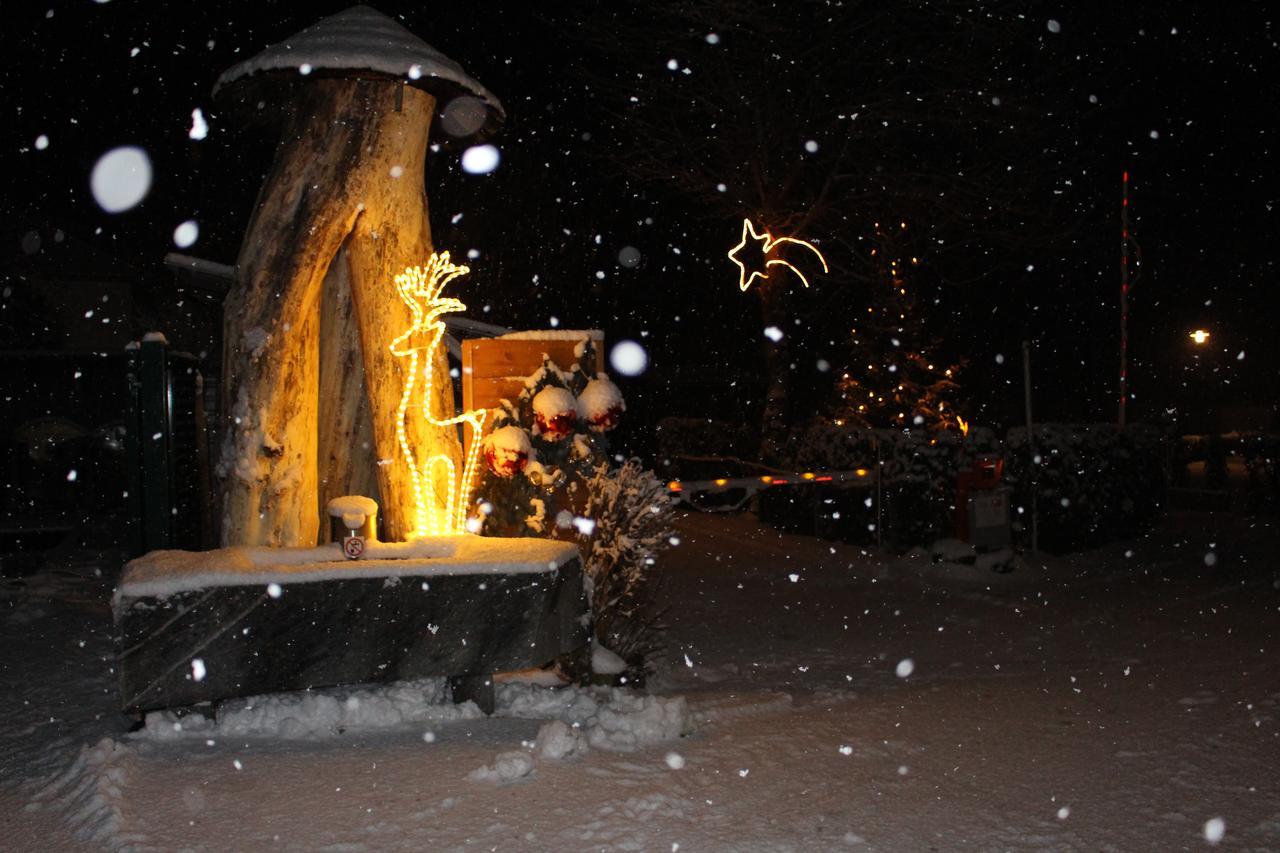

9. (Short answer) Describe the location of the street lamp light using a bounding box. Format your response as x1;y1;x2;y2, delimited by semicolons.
1189;329;1210;345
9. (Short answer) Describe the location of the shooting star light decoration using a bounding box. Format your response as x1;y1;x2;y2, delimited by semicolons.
727;217;829;292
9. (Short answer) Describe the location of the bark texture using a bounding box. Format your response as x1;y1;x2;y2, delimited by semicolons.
317;244;378;542
220;78;461;546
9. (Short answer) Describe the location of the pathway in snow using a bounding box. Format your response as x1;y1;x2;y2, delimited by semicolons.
1;510;1277;850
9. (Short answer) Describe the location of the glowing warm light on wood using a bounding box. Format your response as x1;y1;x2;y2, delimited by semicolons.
390;254;487;537
727;217;829;292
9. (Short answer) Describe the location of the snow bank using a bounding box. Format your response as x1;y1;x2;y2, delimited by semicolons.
140;679;480;741
137;679;690;755
28;738;128;845
497;683;691;752
534;720;589;760
466;686;688;784
116;536;580;600
466;750;536;783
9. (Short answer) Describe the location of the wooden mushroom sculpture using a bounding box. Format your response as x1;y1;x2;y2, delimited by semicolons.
213;5;504;546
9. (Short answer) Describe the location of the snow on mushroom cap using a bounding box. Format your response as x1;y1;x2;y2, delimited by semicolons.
213;5;504;123
326;494;378;520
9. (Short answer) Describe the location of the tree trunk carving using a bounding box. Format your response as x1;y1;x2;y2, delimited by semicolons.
220;79;460;546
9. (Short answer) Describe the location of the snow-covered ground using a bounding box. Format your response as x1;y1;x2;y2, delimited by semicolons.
2;510;1277;851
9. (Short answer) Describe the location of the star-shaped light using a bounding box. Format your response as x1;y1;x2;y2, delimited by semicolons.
727;217;828;292
727;218;773;292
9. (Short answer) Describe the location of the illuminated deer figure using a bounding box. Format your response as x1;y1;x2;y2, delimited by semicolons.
389;253;487;537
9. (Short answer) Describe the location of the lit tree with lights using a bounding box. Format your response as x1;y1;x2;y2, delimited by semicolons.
832;221;964;431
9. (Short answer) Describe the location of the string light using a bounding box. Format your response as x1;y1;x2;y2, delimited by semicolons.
727;217;829;292
390;253;488;538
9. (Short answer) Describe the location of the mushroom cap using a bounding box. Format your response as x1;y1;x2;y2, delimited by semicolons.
214;5;504;134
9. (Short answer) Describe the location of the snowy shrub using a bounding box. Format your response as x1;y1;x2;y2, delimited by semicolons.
1238;433;1280;510
1004;423;1167;551
788;421;1000;482
472;340;673;675
1172;431;1278;511
766;421;1000;547
577;459;674;674
765;420;1168;551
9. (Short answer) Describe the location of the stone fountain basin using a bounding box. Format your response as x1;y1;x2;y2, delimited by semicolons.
113;537;587;715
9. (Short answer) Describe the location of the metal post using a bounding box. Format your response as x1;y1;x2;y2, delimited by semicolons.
1119;170;1130;427
1022;340;1038;554
874;434;883;549
128;338;175;553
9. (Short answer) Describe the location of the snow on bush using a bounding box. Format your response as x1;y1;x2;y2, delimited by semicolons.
763;420;1167;551
472;340;671;671
577;459;674;669
1005;423;1166;550
591;641;628;675
578;376;625;432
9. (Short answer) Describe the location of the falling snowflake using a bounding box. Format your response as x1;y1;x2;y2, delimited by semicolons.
610;340;648;376
189;108;208;140
461;144;500;175
90;146;152;213
173;220;199;248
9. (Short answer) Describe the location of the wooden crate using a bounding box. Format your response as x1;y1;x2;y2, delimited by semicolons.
462;333;604;414
115;541;588;716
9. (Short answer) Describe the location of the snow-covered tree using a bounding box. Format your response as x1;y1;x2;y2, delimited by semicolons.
471;341;672;674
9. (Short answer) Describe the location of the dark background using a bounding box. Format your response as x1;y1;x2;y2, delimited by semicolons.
2;0;1275;447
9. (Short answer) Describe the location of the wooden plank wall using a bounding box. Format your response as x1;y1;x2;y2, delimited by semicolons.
462;335;605;417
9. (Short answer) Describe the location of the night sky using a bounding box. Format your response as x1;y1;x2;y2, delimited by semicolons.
3;1;1275;437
